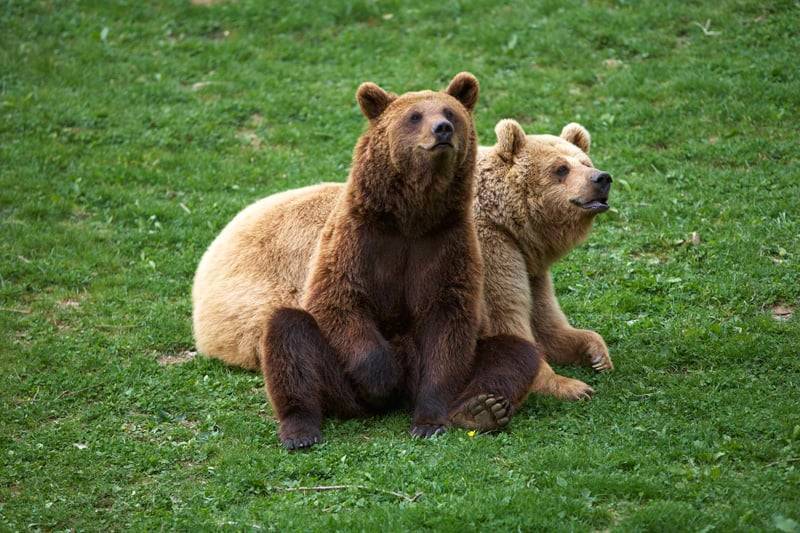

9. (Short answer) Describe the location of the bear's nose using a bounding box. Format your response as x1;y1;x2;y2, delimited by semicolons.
432;120;454;143
590;171;612;194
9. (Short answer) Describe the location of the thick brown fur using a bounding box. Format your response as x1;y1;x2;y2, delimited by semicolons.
241;73;539;449
193;120;612;440
192;119;610;435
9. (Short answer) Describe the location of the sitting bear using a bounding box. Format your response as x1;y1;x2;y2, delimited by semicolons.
192;119;613;412
474;119;614;401
208;73;541;449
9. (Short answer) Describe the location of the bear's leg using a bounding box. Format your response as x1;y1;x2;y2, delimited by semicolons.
529;273;612;372
263;307;362;450
411;312;477;438
550;328;613;372
449;335;542;432
347;340;403;407
306;299;403;404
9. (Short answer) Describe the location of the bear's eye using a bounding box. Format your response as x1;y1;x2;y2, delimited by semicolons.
409;112;423;124
555;165;570;180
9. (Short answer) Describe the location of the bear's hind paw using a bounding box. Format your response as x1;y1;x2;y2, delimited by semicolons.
552;375;594;401
450;394;511;432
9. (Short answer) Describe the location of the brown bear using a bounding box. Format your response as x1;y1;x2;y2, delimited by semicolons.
192;119;612;412
473;119;613;401
251;74;540;449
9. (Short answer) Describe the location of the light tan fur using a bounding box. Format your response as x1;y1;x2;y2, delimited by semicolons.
473;120;613;400
192;184;338;371
192;120;613;400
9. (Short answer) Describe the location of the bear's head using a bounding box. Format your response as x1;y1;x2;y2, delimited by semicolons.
478;119;613;263
349;73;480;229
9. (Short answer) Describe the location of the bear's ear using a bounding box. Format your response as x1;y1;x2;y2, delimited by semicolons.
495;119;526;159
356;82;396;121
445;72;480;113
560;123;591;153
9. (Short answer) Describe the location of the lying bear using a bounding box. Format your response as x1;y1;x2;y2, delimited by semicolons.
193;74;542;449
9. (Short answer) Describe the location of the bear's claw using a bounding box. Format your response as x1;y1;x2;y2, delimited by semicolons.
590;352;613;372
282;434;321;451
279;417;323;451
410;424;447;438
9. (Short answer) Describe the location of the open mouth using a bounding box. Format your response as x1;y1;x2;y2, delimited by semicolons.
571;197;610;213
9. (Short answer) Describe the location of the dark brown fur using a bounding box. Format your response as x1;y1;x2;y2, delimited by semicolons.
262;74;540;449
451;335;542;414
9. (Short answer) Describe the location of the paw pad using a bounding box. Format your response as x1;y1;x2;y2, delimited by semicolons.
452;393;511;432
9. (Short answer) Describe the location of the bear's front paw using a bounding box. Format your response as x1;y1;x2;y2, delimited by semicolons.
279;416;323;451
579;329;613;372
351;345;402;399
410;423;447;439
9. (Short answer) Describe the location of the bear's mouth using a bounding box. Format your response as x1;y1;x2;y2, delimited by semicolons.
421;141;454;151
570;197;610;213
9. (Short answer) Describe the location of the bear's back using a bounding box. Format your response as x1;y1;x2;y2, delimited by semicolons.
192;182;343;369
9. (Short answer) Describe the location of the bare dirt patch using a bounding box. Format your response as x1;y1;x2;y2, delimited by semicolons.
236;129;263;149
771;304;794;322
57;298;81;309
158;349;198;366
249;113;264;127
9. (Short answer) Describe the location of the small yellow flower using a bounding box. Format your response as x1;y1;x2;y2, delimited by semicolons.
467;430;477;438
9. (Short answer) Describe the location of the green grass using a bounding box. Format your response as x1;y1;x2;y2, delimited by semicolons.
1;0;799;530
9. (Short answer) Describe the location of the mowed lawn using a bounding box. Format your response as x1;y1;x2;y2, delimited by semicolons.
1;0;799;530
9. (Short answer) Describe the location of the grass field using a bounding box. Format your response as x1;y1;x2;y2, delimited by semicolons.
2;0;799;530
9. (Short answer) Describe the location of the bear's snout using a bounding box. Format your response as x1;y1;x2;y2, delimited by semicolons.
432;119;454;145
590;171;612;195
